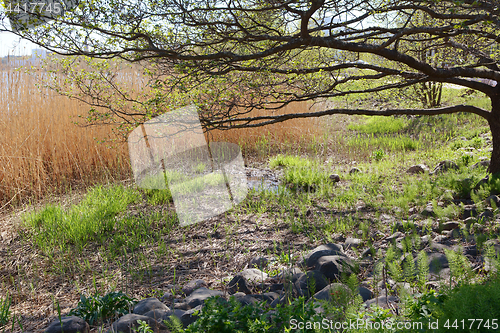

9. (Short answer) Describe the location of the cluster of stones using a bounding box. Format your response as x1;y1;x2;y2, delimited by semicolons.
45;228;500;333
44;160;500;332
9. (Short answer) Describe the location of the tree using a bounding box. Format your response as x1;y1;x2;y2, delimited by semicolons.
2;1;500;172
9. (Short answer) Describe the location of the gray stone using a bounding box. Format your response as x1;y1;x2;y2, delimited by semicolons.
143;309;172;322
227;268;268;294
180;305;203;327
345;237;363;249
364;296;399;309
309;283;350;302
349;167;361;174
358;287;374;302
461;205;477;219
300;243;344;269
386;231;404;242
232;294;259;306
185;287;224;308
471;160;490;170
182;279;207;296
441;221;460;231
44;316;89;333
248;257;269;269
485;195;500;207
430;160;459;175
478;210;494;221
421;206;436;217
133;298;169;315
427;252;449;274
108;314;165;333
294;270;329;296
315;255;353;282
407;164;429;174
255;292;280;303
329;174;341;182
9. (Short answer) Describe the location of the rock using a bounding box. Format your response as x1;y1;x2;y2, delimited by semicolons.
344;237;363;249
421;205;436;217
407;164;429;174
173;302;190;310
315;255;353;282
227;269;268;294
471;160;490;169
44;316;89;333
162;309;187;323
275;267;303;281
329;174;341;182
268;283;284;292
184;287;224;308
309;283;350;302
463;245;478;257
478;210;494;221
133;298;169;315
294;270;329;296
357;287;374;302
255;292;280;303
143;309;174;322
182;279;207;296
248;257;269;269
364;296;399;309
180;305;203;327
232;294;259;306
386;231;404;242
299;243;344;269
349;167;361;174
461;205;477;219
427;252;449;274
430;160;459;175
441;221;460;231
108;314;165;333
485;195;500;207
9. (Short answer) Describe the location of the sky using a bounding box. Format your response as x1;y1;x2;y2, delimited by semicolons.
0;31;37;57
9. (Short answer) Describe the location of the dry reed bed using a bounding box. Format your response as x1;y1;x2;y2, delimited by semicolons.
0;59;325;210
0;61;131;210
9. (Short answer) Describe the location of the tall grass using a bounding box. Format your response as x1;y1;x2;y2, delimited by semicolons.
0;60;133;209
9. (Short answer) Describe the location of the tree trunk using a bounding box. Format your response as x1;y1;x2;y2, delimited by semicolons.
488;97;500;175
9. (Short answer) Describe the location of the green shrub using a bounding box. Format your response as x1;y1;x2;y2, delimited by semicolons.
434;277;500;333
184;296;327;333
68;291;137;325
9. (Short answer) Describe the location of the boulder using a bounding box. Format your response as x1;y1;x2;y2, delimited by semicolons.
44;316;89;333
108;314;165;333
133;298;169;315
227;268;268;294
329;174;341;182
309;283;350;302
248;257;269;269
299;243;344;269
315;255;353;282
185;287;224;308
430;160;459;175
294;270;329;296
182;279;207;296
180;305;203;327
407;164;429;174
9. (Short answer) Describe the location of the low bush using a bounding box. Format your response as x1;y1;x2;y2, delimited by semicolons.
68;291;137;325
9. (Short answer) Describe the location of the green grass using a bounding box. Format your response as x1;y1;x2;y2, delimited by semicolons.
347;115;409;134
21;184;142;252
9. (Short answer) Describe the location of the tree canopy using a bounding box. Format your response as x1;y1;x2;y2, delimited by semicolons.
2;0;500;171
